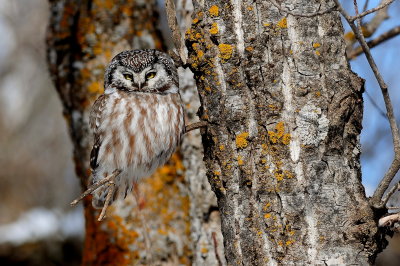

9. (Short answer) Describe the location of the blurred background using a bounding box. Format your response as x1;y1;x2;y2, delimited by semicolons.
0;0;399;265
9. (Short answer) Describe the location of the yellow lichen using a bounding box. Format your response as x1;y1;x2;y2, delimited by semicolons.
275;171;284;181
315;51;321;56
209;5;219;17
218;44;233;60
236;132;249;149
210;22;219;35
282;133;291;145
277;17;287;29
312;42;321;48
237;156;244;166
192;18;199;24
268;122;291;145
286;240;294;246
219;145;225;151
263;22;271;27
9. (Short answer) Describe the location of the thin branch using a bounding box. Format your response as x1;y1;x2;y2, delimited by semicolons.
70;169;122;206
98;182;116;221
334;0;400;209
269;0;336;17
165;0;186;64
348;25;400;59
364;90;387;118
362;0;370;13
345;0;392;52
381;182;400;207
185;121;207;133
379;212;400;227
349;0;395;22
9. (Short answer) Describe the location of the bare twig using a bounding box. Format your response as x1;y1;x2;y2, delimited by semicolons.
269;0;336;17
362;0;370;13
379;212;400;227
364;90;387;118
185;121;207;133
345;0;392;52
381;182;400;207
349;0;395;22
98;182;116;221
70;169;122;206
334;0;400;209
348;26;400;59
165;0;186;64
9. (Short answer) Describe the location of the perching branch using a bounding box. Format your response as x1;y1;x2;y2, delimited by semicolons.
71;169;121;221
185;121;207;133
348;25;400;59
334;0;400;209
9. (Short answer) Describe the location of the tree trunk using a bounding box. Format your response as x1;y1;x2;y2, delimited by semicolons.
186;0;383;264
47;1;194;264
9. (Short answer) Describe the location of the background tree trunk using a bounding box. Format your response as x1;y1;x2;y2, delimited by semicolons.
186;0;383;264
47;0;224;265
47;1;190;265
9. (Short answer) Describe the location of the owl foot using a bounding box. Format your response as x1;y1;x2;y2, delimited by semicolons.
70;169;121;221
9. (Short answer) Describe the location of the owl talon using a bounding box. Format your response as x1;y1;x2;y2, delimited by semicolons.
70;169;122;207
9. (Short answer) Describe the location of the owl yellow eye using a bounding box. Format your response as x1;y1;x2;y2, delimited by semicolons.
123;73;133;80
145;72;156;80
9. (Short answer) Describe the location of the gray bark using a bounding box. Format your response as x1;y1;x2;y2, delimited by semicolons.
186;0;383;264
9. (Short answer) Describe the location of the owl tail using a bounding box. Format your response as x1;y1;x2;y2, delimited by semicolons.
91;174;133;209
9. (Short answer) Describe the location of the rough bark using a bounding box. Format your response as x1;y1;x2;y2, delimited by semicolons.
186;0;383;264
47;1;192;265
180;68;226;266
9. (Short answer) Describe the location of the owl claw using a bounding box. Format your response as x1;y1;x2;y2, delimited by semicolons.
70;169;122;221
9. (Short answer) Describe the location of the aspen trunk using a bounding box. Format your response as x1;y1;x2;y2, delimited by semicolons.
186;0;383;264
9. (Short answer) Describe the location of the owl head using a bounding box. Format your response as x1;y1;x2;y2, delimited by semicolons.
104;49;179;94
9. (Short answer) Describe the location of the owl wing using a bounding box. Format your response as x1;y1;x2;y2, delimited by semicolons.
89;94;108;170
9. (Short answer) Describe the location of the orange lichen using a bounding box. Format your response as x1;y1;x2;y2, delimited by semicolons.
312;42;321;48
218;44;233;60
210;22;219;35
264;213;272;219
209;5;219;17
286;240;294;246
268;122;291;145
237;156;244;166
245;46;254;52
277;17;287;29
236;132;249;149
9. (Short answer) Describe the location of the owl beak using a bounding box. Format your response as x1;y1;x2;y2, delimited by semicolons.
133;82;142;90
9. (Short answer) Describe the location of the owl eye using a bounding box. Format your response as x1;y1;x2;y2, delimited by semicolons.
123;73;133;80
145;72;156;80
